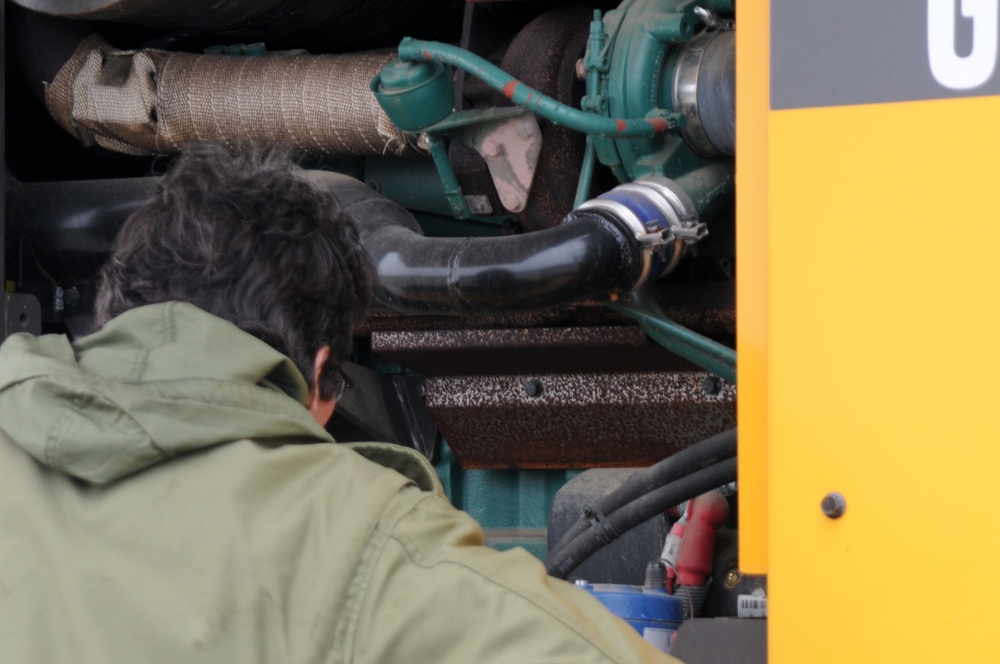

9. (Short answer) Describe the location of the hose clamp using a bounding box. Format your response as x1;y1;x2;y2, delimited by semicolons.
673;30;732;158
614;178;706;246
577;176;706;284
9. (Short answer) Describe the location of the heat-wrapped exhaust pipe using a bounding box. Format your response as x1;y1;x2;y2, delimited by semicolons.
44;36;415;157
9;169;719;313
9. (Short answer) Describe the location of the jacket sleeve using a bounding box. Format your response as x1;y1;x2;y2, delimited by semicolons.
342;485;679;664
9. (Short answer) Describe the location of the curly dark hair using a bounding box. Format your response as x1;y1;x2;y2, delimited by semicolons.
95;142;374;400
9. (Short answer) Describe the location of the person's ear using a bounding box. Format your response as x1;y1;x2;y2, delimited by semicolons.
307;345;336;426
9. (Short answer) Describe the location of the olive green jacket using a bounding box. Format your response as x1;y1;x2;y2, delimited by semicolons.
0;301;674;663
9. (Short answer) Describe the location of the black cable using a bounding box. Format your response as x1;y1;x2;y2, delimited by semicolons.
545;457;737;579
546;429;736;562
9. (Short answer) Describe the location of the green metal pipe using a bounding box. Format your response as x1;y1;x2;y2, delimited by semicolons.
608;290;736;383
397;38;678;139
426;134;471;219
673;162;735;222
574;136;597;207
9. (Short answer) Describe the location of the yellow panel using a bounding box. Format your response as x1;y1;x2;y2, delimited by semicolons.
767;97;1000;662
735;0;770;574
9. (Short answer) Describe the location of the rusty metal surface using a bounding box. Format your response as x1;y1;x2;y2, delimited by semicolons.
372;325;701;376
361;280;735;469
425;371;736;468
500;6;595;230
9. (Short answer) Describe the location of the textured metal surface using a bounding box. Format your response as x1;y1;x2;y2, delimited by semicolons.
499;6;593;230
373;325;702;377
425;371;735;468
366;281;735;469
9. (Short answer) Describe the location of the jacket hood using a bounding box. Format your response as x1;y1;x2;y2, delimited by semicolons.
0;301;332;484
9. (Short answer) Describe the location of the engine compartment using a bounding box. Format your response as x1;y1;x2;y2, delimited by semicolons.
3;0;756;657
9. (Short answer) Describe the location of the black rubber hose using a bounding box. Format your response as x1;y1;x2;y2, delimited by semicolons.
546;428;736;561
545;457;737;579
12;170;644;313
307;171;644;314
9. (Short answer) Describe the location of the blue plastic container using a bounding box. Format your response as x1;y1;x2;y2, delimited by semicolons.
577;582;683;653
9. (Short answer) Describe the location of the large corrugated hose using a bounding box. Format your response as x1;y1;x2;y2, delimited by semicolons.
45;36;417;157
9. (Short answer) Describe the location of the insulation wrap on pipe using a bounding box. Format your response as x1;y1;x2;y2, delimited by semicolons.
44;36;417;157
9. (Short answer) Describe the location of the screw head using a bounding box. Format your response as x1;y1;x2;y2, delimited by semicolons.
523;379;544;398
821;492;847;519
701;376;723;395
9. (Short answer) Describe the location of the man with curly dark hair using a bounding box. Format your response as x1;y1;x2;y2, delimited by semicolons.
93;143;374;425
0;143;672;663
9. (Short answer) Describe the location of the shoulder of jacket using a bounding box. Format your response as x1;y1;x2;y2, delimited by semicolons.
344;442;442;495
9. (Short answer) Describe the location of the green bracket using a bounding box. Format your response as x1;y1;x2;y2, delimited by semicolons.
608;287;736;384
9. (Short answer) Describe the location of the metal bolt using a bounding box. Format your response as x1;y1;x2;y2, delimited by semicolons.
465;195;493;215
701;376;723;395
723;568;741;588
523;379;544;398
480;139;502;159
821;492;847;519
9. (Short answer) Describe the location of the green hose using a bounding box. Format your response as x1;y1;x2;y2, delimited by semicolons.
397;38;680;139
